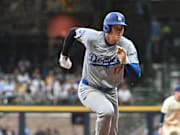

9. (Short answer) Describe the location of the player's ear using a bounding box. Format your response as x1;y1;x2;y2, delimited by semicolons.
108;25;112;33
103;24;111;33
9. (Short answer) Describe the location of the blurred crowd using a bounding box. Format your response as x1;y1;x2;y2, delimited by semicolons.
0;126;16;135
0;126;61;135
0;59;81;105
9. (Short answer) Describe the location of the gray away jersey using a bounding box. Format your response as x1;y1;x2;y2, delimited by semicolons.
75;28;139;89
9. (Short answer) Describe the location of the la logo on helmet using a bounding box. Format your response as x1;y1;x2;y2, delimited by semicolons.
118;15;122;21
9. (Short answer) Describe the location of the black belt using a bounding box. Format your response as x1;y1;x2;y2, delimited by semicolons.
81;79;113;92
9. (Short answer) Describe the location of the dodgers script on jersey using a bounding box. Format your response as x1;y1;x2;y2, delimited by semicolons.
75;28;139;89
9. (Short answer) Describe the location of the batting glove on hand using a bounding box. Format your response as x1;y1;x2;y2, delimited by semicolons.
59;54;72;69
116;46;129;64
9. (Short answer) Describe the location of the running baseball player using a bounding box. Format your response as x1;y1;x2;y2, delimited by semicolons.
158;85;180;135
59;11;141;135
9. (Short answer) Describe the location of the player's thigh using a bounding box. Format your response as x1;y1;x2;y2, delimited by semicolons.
78;85;114;114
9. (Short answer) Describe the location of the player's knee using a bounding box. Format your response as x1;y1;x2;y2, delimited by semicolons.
101;107;114;116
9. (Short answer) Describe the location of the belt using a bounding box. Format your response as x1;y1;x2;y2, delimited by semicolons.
81;79;113;92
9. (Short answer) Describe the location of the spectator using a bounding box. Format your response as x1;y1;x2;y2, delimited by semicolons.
18;56;31;73
151;16;161;44
53;129;60;135
150;16;161;62
23;127;31;135
45;70;55;103
30;73;46;104
59;81;71;104
67;79;78;104
45;128;53;135
52;77;62;104
0;126;3;135
23;83;34;105
14;68;31;93
160;22;173;62
1;75;16;104
34;127;46;135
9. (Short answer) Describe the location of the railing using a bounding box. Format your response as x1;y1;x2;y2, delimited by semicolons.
0;105;161;112
0;106;161;135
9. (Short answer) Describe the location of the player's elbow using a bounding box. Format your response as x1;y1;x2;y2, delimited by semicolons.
124;63;141;79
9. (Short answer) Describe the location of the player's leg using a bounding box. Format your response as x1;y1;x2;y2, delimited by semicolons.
78;84;115;135
106;90;119;135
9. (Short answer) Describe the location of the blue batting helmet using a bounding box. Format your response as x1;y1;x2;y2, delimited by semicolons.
175;85;180;92
103;12;127;33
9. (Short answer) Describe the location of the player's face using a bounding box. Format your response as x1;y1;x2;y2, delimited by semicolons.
175;91;180;101
109;25;124;43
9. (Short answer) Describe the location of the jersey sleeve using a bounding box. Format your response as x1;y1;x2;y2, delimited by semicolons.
127;41;139;64
74;28;98;48
161;98;170;114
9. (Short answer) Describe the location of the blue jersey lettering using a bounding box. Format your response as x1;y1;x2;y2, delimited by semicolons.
88;53;120;66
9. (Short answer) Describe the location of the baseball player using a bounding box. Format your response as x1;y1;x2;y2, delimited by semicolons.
158;85;180;135
59;11;141;135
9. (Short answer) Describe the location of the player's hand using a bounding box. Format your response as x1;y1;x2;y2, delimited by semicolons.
59;54;72;69
116;46;129;64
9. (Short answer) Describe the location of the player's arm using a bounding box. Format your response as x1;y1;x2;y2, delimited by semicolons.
59;28;77;69
158;98;169;135
158;112;165;135
116;46;141;79
116;41;141;79
59;28;96;69
125;44;141;79
159;112;165;127
124;63;141;79
62;28;77;56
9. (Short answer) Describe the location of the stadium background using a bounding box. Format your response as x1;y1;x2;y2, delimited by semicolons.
0;0;180;135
